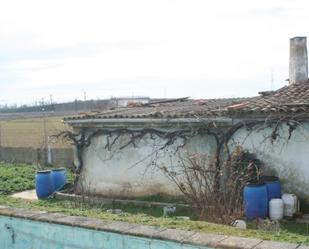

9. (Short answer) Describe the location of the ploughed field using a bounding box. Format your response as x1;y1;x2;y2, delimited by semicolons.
0;116;70;148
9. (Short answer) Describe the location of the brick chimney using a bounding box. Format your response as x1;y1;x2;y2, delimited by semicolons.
289;37;308;84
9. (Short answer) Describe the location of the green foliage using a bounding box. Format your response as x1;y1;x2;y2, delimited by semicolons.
0;163;36;195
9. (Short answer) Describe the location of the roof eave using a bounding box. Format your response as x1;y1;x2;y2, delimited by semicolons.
64;117;235;128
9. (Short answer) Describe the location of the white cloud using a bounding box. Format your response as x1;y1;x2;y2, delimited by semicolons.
0;0;309;105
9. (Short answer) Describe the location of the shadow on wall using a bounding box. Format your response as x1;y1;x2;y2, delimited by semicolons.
230;123;309;209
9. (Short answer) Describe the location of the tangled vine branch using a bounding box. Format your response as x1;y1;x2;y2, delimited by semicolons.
54;115;300;191
54;127;219;188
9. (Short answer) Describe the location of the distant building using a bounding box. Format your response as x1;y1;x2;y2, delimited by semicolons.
110;97;150;107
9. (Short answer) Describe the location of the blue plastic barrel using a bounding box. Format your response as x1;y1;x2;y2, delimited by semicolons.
35;170;54;199
51;168;67;191
262;176;281;201
244;183;268;219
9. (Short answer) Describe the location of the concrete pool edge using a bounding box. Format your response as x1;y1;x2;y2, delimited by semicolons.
0;205;305;249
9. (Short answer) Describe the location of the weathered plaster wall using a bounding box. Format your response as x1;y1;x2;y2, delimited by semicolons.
231;122;309;202
77;122;309;201
79;129;216;197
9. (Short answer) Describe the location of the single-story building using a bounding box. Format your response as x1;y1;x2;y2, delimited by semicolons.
64;37;309;205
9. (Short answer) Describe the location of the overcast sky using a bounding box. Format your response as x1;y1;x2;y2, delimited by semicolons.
0;0;309;105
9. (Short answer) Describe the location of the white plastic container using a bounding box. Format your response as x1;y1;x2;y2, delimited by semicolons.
282;194;298;217
269;198;284;220
232;219;247;229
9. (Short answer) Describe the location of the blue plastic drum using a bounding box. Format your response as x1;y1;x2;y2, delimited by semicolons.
244;183;268;219
51;168;67;191
35;170;54;199
262;176;281;201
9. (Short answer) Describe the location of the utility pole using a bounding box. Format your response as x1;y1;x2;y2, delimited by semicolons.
84;91;87;111
50;94;53;104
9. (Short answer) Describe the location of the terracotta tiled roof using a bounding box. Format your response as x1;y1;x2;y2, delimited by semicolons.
226;83;309;116
64;97;247;120
64;83;309;123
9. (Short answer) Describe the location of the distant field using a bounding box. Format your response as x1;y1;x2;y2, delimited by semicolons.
0;116;71;148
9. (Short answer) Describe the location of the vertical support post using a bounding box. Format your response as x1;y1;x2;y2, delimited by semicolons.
47;136;53;165
42;108;48;165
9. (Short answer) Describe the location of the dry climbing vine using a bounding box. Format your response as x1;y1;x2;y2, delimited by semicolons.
54;126;220;188
54;114;301;191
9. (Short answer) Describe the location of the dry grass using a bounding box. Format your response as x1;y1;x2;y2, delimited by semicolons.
0;117;71;148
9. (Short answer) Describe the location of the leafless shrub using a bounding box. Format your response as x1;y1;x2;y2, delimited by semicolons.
160;146;261;224
70;175;104;209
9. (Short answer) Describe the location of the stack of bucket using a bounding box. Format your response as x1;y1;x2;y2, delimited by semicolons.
243;176;298;220
35;168;67;199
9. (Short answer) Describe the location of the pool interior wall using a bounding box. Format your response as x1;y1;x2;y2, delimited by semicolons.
0;216;210;249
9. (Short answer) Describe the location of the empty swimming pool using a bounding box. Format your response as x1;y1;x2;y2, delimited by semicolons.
0;215;211;249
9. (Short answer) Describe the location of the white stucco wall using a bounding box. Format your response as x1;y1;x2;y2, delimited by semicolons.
78;130;216;197
77;122;309;201
231;122;309;202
